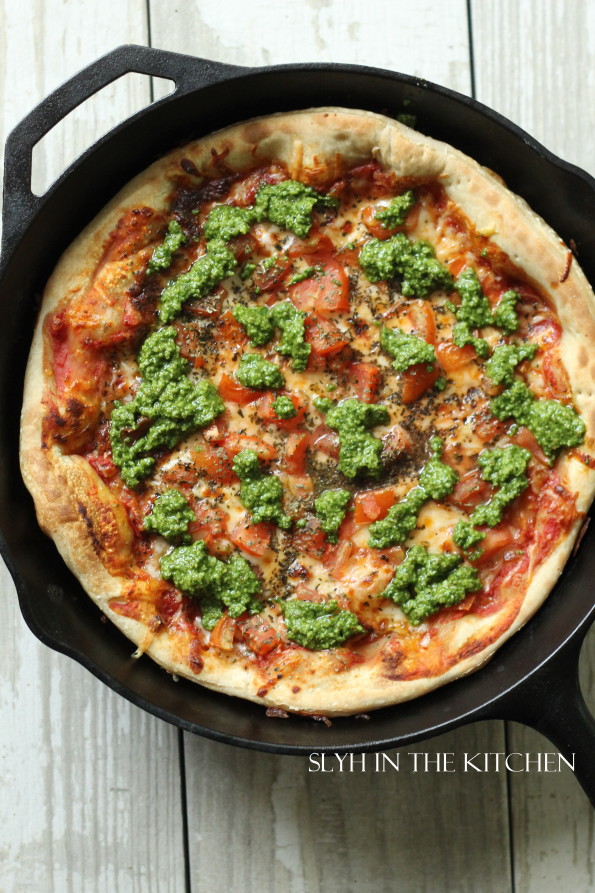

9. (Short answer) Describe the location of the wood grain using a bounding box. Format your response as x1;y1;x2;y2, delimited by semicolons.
149;0;472;91
472;0;595;887
182;723;511;893
0;3;186;891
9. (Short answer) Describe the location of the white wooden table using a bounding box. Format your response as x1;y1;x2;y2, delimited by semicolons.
1;1;594;890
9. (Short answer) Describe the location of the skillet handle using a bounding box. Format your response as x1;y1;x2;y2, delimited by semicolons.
1;44;245;256
498;635;595;807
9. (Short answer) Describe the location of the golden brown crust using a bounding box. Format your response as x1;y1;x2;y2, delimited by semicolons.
20;108;595;716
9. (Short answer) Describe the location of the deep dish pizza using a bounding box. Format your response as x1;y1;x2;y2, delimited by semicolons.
20;108;595;715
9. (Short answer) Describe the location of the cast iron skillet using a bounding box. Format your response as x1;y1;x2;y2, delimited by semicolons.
2;45;595;802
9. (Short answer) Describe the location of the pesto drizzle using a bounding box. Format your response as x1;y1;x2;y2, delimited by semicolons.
144;489;195;543
147;220;187;275
380;545;481;624
452;445;532;552
110;328;224;488
368;437;458;548
233;449;292;528
160;540;262;630
490;380;586;461
279;598;363;649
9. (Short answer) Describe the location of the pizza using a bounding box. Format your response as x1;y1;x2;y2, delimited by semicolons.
20;108;595;716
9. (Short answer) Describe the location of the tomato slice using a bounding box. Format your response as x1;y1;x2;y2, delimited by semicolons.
292;516;327;557
404;300;437;345
286;234;334;258
214;309;247;349
448;468;491;511
255;391;308;429
309;424;340;458
353;487;396;523
188;502;228;551
401;363;440;403
229;519;273;556
218;372;259;406
471;525;515;566
193;445;234;484
361;205;396;240
290;254;350;317
284;432;309;475
446;256;469;278
209;615;237;651
305;316;349;357
542;350;571;401
223;434;277;461
242;617;280;656
435;340;476;372
351;361;382;403
252;253;291;292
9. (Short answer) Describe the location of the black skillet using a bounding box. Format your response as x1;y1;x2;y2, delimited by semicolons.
2;45;595;803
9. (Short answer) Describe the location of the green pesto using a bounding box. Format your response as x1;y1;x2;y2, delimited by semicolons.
147;220;187;275
380;545;481;625
272;395;297;419
110;328;224;488
287;265;318;286
314;488;351;543
158;240;237;323
419;437;460;499
320;398;390;479
453;445;531;553
160;540;261;630
492;290;521;333
489;379;586;460
240;262;257;280
233;304;275;346
253;179;336;238
314;396;333;413
380;325;436;372
452;322;490;358
375;190;416;228
470;444;532;527
144;489;195;543
232;449;292;528
451;267;496;330
279;598;363;650
270;301;311;371
359;233;453;298
485;342;537;386
368;437;458;548
203;204;255;242
235;353;285;390
452;520;485;551
449;268;521;342
435;376;447;392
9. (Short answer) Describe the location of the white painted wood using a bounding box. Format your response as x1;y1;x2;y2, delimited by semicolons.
149;0;472;94
0;2;186;891
472;0;595;887
182;723;511;893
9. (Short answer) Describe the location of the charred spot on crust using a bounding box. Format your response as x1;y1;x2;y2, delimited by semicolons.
77;500;102;554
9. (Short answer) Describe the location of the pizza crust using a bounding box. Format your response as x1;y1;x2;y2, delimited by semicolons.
20;108;595;716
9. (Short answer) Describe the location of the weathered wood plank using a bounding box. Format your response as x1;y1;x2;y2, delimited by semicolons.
182;723;511;893
149;0;472;92
150;3;513;891
472;0;595;886
0;3;186;890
